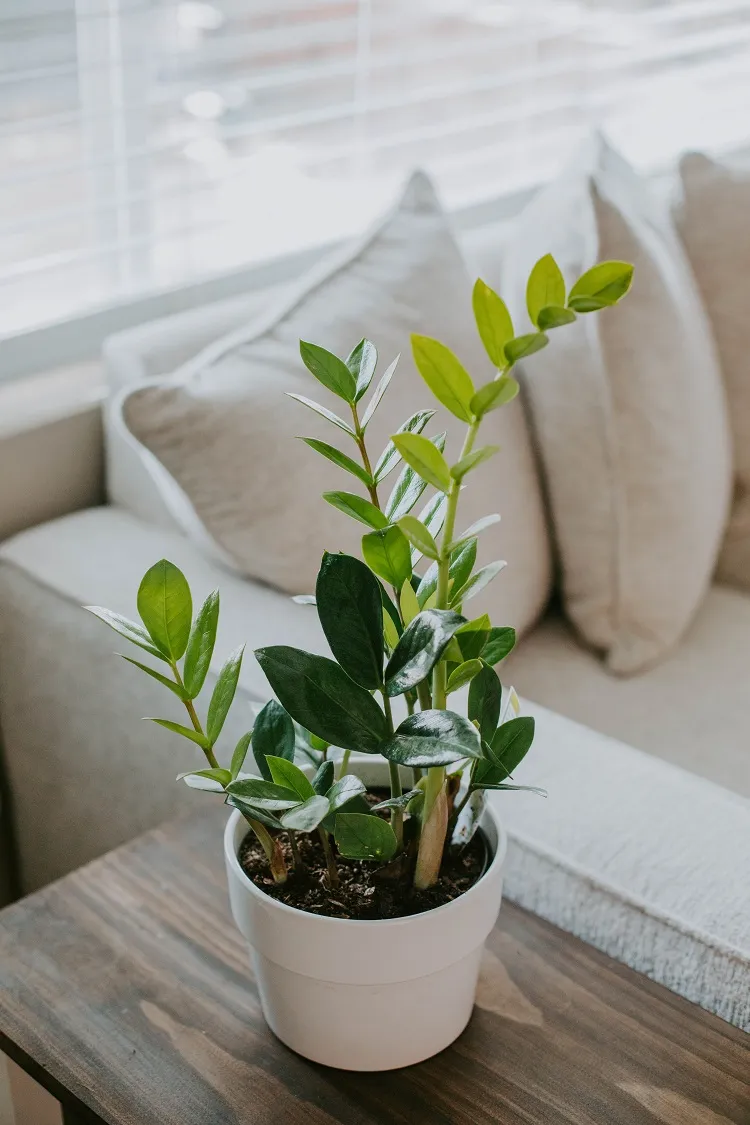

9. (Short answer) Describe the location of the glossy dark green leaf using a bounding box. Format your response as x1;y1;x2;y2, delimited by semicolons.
397;516;439;561
84;606;168;662
299;340;357;402
311;758;335;795
504;333;549;365
300;439;371;485
323;491;387;530
470;376;519;418
451;560;506;606
482;626;516;665
373;410;435;485
137;559;192;661
361;355;399;429
252;700;295;779
456;614;492;660
385;608;466;696
346;338;378;401
206;644;244;745
446;658;483;693
225;777;301;809
326;773;366;812
489;715;535;774
255;646;388;753
361;526;412;589
183;589;219;698
230;732;253;780
568;260;634;312
118;655;188;699
391;432;452;493
177;767;231;789
472;278;514;368
411;334;474;421
451;444;500;481
280;795;330;832
335;813;398;862
316;553;383;688
537;305;577;331
148;718;211;750
225;793;282;831
266;755;316;800
380;709;482;767
286;393;355;436
527;253;566;326
468;662;502;740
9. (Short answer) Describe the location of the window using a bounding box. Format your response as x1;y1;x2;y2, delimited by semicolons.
2;0;750;337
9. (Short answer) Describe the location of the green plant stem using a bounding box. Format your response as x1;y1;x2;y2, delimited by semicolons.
318;827;340;888
350;402;403;610
339;747;352;779
414;417;480;888
240;812;288;884
170;663;220;768
416;680;432;710
288;830;303;870
381;691;404;849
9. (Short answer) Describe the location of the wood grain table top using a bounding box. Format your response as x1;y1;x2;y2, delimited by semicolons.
0;807;747;1125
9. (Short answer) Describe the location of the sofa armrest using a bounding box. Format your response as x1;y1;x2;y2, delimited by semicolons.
0;363;104;542
500;701;750;1030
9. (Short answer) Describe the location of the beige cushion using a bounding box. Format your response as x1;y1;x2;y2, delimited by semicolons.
503;584;750;800
675;153;750;591
502;137;732;674
119;172;553;636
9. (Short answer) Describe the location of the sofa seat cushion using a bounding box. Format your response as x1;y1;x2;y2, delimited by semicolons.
504;585;750;799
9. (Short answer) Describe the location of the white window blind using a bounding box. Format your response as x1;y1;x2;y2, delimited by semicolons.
3;0;750;338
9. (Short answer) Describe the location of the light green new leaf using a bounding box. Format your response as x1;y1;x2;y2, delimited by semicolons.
446;658;484;693
397;516;439;561
299;340;357;402
385;431;445;521
183;588;219;699
119;655;189;700
391;432;452;493
373;409;435;485
266;755;316;801
456;613;492;660
472;278;514;368
137;559;192;661
285;393;355;436
84;607;169;662
361;355;399;428
323;491;388;530
411;335;475;421
383;608;400;650
177;767;232;790
206;644;245;745
537;305;577;331
411;493;448;566
346;338;378;402
148;718;211;750
335;813;398;862
470;375;519;418
230;732;253;779
527;253;566;326
399;579;422;625
504;333;549;366
568;260;634;312
300;439;371;486
361;525;412;589
280;795;330;832
451;444;500;482
451;560;506;606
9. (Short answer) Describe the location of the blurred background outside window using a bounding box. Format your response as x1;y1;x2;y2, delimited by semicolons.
3;0;750;337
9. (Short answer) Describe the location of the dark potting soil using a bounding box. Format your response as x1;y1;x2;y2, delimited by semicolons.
237;791;487;920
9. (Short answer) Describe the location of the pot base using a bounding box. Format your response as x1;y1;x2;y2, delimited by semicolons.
252;944;483;1071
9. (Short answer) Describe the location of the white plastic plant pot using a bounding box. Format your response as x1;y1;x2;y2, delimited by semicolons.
224;756;507;1071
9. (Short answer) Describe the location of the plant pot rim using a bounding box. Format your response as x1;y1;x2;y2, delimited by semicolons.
224;796;507;929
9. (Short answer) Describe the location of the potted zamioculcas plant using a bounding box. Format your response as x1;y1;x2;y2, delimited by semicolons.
88;257;632;1070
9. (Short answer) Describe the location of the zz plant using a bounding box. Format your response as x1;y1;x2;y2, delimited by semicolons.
87;256;632;897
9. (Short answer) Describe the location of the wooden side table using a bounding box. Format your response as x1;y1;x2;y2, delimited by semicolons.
0;807;747;1124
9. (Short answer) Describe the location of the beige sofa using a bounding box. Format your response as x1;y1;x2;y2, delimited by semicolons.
0;212;748;1031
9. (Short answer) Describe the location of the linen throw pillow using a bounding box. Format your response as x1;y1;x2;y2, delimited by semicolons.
674;153;750;591
501;137;732;674
119;172;553;636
